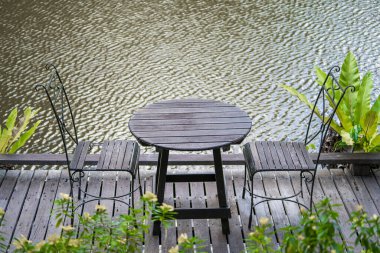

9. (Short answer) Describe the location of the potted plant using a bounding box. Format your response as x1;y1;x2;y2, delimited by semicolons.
280;52;379;175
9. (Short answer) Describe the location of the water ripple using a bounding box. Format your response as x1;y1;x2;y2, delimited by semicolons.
0;0;379;155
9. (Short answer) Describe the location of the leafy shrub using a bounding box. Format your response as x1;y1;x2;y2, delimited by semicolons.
0;107;40;154
0;208;5;251
6;195;379;252
350;205;380;252
246;198;380;253
11;192;204;253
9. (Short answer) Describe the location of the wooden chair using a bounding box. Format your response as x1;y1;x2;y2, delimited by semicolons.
35;63;142;216
242;66;354;228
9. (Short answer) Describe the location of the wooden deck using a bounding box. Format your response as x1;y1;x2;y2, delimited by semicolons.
0;166;379;252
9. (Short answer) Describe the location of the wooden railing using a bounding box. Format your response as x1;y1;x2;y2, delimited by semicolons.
1;152;379;166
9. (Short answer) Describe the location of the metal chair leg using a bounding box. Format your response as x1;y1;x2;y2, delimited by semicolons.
248;179;254;229
78;178;82;200
309;171;316;210
138;167;143;196
69;180;75;226
131;177;135;209
300;171;304;198
242;164;247;199
70;199;75;226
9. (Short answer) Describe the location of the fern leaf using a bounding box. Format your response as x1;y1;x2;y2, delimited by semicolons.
8;120;41;154
355;72;373;126
5;108;17;130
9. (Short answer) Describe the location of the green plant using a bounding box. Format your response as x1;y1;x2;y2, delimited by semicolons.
281;199;345;253
0;207;5;251
246;217;276;253
245;198;380;253
12;192;204;253
0;107;41;154
168;233;205;253
350;205;380;252
280;52;380;152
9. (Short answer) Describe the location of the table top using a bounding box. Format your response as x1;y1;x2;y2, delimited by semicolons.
129;99;252;151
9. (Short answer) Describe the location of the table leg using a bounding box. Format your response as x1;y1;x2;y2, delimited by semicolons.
153;149;169;236
213;148;230;234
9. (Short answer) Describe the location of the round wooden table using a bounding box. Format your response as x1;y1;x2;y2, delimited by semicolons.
129;98;252;235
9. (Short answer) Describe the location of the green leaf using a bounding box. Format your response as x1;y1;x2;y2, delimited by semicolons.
0;131;12;154
350;125;362;143
8;120;41;154
369;135;380;151
341;130;354;146
279;83;343;133
5;108;17;130
315;67;337;102
355;72;373;126
315;66;331;87
56;217;62;228
339;51;360;89
334;103;353;133
315;67;352;132
370;95;380;118
9;107;33;146
339;52;360;123
362;111;378;142
306;144;316;151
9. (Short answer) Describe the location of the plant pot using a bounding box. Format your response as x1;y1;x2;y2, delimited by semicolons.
349;163;372;176
0;164;14;170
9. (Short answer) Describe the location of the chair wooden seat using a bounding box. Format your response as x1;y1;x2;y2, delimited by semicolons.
70;140;139;173
243;141;315;177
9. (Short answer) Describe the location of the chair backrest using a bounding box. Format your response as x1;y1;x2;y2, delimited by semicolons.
35;63;78;168
305;66;355;166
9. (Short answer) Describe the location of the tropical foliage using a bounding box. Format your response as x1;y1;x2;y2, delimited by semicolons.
280;52;380;152
0;107;41;154
246;198;380;253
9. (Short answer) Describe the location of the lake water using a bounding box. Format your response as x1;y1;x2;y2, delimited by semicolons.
0;0;379;155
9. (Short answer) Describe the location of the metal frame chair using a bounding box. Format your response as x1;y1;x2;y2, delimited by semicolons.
242;66;354;228
35;63;142;216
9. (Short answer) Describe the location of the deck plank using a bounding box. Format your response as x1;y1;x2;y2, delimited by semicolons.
175;182;192;245
262;172;290;242
249;173;278;243
29;170;62;242
226;170;245;253
46;170;71;237
144;175;160;252
161;181;176;253
310;169;346;246
99;171;117;217
190;181;211;252
0;167;378;251
0;170;20;210
343;169;380;215
204;181;229;252
233;171;253;247
114;172;132;216
78;171;102;224
317;169;359;251
361;171;380;214
0;169;7;188
1;170;34;249
12;170;47;245
275;172;301;227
